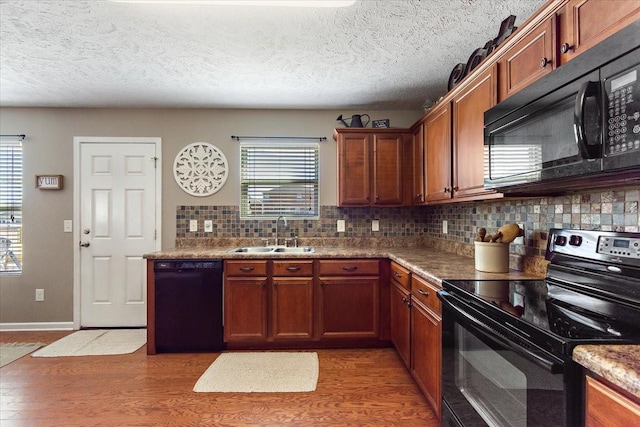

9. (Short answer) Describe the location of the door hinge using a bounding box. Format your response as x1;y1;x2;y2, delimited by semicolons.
154;229;157;240
151;156;158;168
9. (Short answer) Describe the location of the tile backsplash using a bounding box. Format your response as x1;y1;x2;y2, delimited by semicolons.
177;187;639;261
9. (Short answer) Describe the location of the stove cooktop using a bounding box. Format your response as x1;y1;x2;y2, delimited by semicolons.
441;279;640;357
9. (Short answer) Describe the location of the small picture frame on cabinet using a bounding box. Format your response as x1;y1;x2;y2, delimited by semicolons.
372;119;390;128
35;174;63;190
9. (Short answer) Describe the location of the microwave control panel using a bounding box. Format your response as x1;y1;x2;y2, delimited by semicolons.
605;65;640;156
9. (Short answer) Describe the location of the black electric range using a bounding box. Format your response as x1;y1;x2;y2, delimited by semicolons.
442;228;640;359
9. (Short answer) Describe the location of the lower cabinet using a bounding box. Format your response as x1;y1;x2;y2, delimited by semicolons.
224;258;382;345
318;259;380;339
389;261;442;418
585;375;640;426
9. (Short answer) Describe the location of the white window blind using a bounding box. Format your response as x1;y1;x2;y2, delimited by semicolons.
0;139;23;272
240;143;319;218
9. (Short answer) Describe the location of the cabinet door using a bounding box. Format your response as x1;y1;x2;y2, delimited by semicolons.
373;133;404;205
498;15;556;100
559;0;640;65
337;132;371;206
224;277;267;342
318;276;380;339
453;65;498;199
412;123;426;205
586;376;640;426
411;299;441;418
390;280;411;368
425;102;452;203
272;277;314;340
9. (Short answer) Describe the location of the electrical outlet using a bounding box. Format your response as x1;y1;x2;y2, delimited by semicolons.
372;219;379;232
514;223;525;245
63;220;73;233
204;220;213;233
337;219;346;233
442;220;448;234
35;289;44;302
189;219;198;232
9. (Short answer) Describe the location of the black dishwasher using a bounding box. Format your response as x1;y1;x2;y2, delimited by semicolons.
154;260;224;352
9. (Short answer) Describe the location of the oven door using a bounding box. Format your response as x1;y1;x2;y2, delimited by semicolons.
439;290;582;427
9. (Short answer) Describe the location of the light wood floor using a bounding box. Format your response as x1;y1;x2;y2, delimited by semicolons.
1;331;439;426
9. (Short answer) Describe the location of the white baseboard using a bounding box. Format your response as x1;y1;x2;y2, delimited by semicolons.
0;322;75;331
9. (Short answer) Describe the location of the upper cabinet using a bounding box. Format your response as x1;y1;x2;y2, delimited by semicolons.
335;128;410;207
558;0;640;65
423;65;501;203
452;64;499;200
498;15;556;100
424;102;452;203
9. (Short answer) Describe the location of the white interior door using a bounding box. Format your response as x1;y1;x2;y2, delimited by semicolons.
78;139;160;327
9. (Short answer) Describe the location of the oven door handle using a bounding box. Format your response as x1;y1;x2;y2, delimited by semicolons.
439;290;565;374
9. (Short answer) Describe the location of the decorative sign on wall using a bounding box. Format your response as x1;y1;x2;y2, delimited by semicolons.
372;119;390;128
35;174;63;190
173;142;229;197
448;15;517;91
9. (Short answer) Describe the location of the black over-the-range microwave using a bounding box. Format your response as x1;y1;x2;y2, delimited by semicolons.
484;21;640;193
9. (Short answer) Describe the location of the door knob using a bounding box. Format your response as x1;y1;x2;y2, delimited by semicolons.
79;241;90;247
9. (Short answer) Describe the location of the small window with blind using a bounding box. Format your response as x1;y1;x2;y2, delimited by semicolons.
240;143;319;219
0;138;23;273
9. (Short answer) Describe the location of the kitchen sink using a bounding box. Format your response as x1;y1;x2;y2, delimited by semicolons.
228;246;315;254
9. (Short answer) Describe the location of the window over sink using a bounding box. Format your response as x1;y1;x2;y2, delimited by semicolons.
240;142;319;219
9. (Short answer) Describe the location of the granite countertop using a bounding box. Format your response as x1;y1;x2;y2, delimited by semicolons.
573;345;640;399
144;245;543;284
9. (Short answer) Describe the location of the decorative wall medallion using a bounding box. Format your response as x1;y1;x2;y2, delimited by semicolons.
173;142;229;197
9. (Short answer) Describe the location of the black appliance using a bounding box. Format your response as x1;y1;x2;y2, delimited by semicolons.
484;21;640;193
154;259;224;352
438;229;640;427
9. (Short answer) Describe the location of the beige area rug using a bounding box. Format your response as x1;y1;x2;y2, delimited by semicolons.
31;329;146;357
194;352;319;393
0;343;44;367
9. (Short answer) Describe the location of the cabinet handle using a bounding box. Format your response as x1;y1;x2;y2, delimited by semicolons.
394;272;403;278
452;186;459;192
286;266;301;272
560;43;573;54
417;288;429;296
376;195;380;200
239;266;255;272
540;57;551;68
443;187;450;193
342;266;358;272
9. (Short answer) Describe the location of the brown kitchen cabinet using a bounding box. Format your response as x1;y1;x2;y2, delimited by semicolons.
498;14;557;100
585;375;640;426
272;260;314;340
317;259;380;339
390;262;411;367
452;64;499;200
410;274;442;419
424;101;452;203
334;128;409;207
224;260;268;342
411;122;426;205
225;259;315;343
558;0;640;66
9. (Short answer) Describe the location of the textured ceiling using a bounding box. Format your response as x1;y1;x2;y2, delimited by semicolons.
0;0;546;110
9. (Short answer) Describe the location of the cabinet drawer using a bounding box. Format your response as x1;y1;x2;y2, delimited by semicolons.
225;260;267;276
411;275;441;316
390;261;410;290
318;259;379;276
272;260;313;277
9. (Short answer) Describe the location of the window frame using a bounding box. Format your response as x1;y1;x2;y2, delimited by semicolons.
239;142;320;220
0;138;23;273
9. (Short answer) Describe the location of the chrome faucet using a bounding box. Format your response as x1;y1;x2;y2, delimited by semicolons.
275;216;287;246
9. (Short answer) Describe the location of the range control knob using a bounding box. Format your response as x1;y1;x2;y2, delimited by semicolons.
569;235;583;246
554;235;567;246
